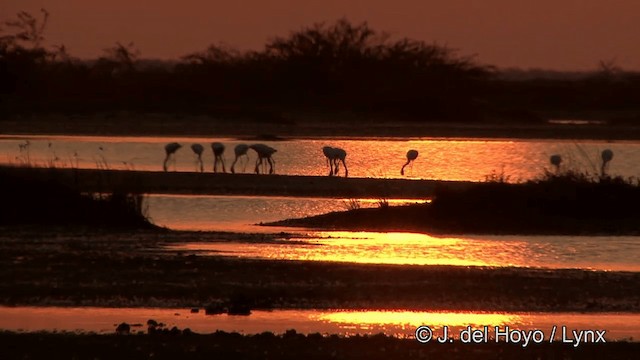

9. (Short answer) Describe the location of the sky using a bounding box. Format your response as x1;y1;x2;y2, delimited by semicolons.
1;0;639;70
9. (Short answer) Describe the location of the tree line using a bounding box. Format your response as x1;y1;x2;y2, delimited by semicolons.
1;11;639;124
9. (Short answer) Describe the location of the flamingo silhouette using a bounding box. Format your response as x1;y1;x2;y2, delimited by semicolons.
250;144;277;174
211;142;226;173
191;144;204;172
550;154;562;173
322;146;348;177
231;144;250;174
601;149;613;177
163;142;182;171
401;150;419;176
322;146;337;176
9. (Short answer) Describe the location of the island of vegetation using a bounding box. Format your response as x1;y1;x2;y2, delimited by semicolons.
266;171;640;235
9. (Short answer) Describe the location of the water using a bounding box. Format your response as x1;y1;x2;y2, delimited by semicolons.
0;306;637;341
2;134;639;340
145;194;640;272
3;134;640;271
2;134;639;181
146;194;425;232
167;231;640;272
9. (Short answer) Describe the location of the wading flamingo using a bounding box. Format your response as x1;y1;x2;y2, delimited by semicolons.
322;146;348;177
191;144;204;172
550;154;562;173
211;142;226;173
401;149;419;176
250;144;277;174
231;144;250;174
322;146;336;176
163;142;182;171
601;149;613;177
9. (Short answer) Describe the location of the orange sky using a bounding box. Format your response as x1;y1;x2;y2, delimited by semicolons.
2;0;639;70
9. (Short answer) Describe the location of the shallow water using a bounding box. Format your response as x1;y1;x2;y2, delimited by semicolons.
3;134;640;272
167;231;640;272
144;195;640;272
0;306;636;341
146;194;425;232
2;134;638;181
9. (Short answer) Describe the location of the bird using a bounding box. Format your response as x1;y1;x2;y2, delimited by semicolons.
601;149;613;177
163;142;182;171
231;144;250;174
211;142;226;173
322;146;336;176
335;148;348;177
549;154;562;173
401;149;419;176
322;146;348;177
190;143;204;172
249;144;277;174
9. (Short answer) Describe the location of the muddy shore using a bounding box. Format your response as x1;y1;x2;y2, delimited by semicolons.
0;165;472;199
1;229;638;312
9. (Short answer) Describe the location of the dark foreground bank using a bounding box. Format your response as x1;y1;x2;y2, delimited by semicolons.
0;331;637;360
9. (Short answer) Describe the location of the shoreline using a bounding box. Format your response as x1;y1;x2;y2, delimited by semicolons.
0;165;472;199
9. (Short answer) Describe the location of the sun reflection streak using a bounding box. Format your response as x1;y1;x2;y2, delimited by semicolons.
168;231;640;271
315;311;522;337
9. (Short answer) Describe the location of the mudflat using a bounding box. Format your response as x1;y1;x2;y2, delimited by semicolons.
0;165;472;199
1;228;638;312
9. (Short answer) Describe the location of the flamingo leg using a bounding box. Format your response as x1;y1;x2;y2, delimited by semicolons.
220;157;226;173
401;159;410;176
231;156;238;174
342;159;348;178
268;157;274;174
255;157;262;174
163;154;169;172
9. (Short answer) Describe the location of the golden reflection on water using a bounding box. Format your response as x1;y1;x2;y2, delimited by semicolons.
174;232;531;268
2;134;637;180
1;306;638;340
170;231;640;271
316;311;520;335
297;232;494;267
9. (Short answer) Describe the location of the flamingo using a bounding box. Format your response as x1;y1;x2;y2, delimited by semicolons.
322;146;348;177
401;149;419;176
249;144;277;174
231;144;250;174
191;144;204;172
550;154;562;173
211;142;226;173
322;146;336;176
601;149;613;177
332;148;348;177
163;142;182;171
